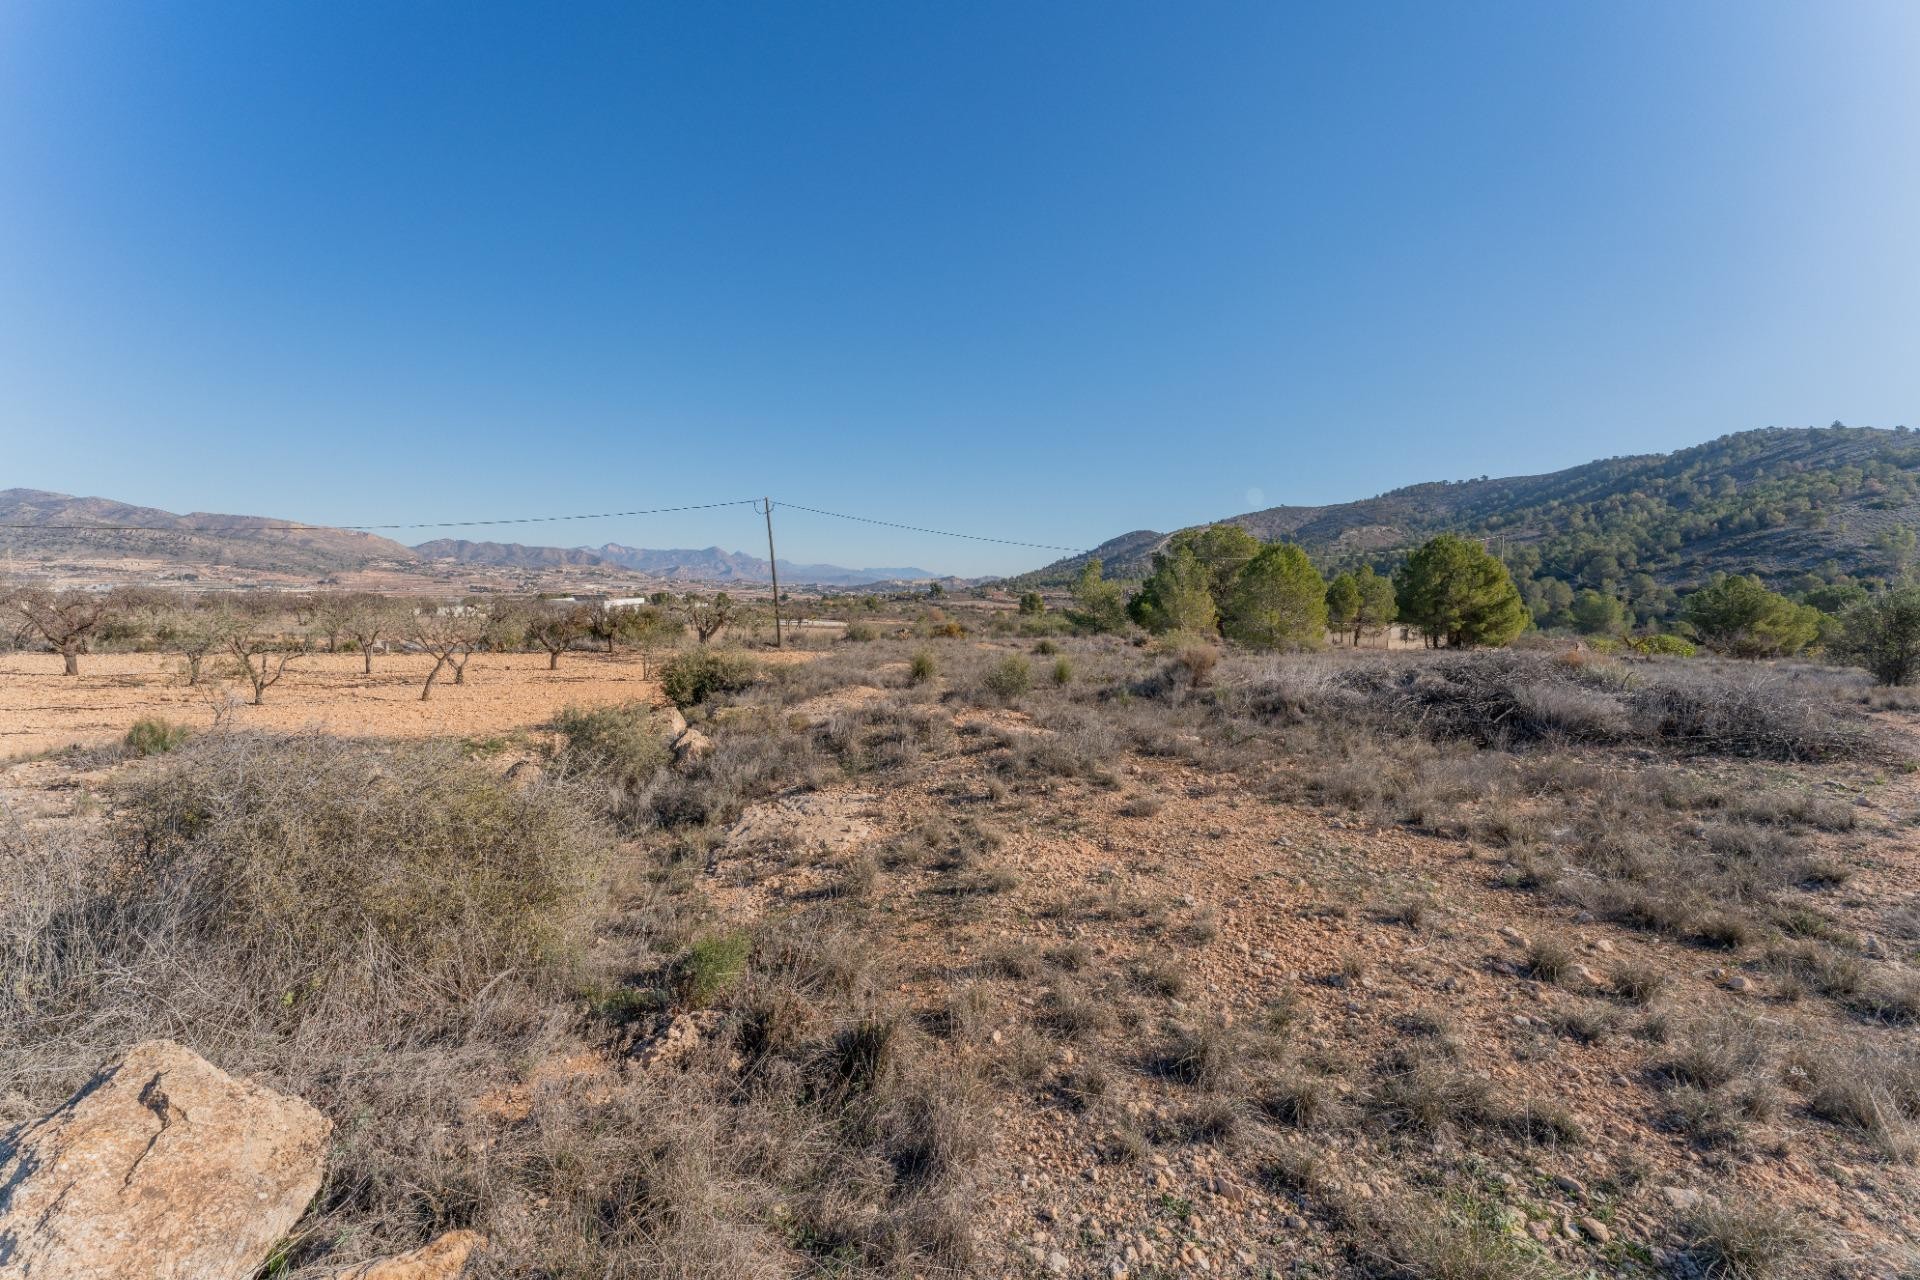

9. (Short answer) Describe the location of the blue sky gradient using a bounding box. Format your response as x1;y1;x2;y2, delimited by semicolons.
3;2;1917;575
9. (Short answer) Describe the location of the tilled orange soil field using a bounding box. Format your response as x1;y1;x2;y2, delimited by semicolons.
0;649;812;758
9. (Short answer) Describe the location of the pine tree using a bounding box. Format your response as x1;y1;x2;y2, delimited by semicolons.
1325;572;1361;644
1130;544;1217;635
1222;544;1326;651
1353;564;1397;645
1067;559;1130;634
1394;535;1529;648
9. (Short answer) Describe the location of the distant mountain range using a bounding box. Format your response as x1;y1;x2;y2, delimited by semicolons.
0;489;416;575
14;425;1918;595
1015;425;1920;592
0;489;940;586
415;538;938;586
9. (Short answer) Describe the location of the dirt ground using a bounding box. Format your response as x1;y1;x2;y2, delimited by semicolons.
0;649;805;758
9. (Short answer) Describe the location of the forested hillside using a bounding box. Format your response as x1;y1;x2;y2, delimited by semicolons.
1020;426;1920;624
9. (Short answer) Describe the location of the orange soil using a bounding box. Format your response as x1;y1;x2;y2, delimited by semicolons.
0;649;812;758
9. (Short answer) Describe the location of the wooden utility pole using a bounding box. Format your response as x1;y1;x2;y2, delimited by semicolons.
761;497;782;648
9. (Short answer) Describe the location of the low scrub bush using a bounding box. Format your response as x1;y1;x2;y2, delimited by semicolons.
908;649;938;685
1628;633;1697;657
1680;1201;1822;1280
1238;651;1873;762
658;647;760;707
123;716;192;756
553;701;671;789
1352;1191;1566;1280
18;733;612;1051
981;654;1033;700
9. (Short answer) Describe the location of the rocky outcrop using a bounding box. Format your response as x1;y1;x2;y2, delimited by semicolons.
330;1230;487;1280
0;1040;331;1279
671;727;713;768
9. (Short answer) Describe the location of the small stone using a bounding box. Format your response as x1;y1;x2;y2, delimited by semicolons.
1659;1186;1702;1212
1725;974;1754;993
1046;1251;1070;1275
1577;1217;1611;1245
330;1232;487;1280
1553;1174;1588;1198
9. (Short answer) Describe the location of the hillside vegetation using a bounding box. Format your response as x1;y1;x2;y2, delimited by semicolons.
1020;427;1920;620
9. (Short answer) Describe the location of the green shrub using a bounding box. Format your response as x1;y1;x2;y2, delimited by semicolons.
1629;633;1698;657
842;619;878;642
676;930;751;1008
1833;585;1920;686
124;717;192;757
983;655;1033;700
658;647;760;707
1683;575;1822;658
909;649;938;685
1051;656;1074;686
552;701;670;789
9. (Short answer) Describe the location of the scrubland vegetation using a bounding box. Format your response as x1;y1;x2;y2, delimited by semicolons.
6;482;1920;1277
5;606;1919;1276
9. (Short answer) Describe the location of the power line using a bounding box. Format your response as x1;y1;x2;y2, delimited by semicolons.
0;496;1091;556
771;501;1087;553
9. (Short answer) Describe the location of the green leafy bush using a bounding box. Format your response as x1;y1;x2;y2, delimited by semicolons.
658;648;760;707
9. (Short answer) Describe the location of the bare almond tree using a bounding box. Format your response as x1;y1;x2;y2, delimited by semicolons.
226;623;304;705
309;592;358;653
527;603;592;670
343;594;398;675
5;586;116;675
155;600;243;686
625;605;684;676
682;592;734;645
410;604;485;701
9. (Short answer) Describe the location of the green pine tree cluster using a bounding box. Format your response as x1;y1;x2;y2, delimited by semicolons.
1085;525;1535;651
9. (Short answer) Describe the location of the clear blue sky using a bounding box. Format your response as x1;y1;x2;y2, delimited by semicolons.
3;3;1916;576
